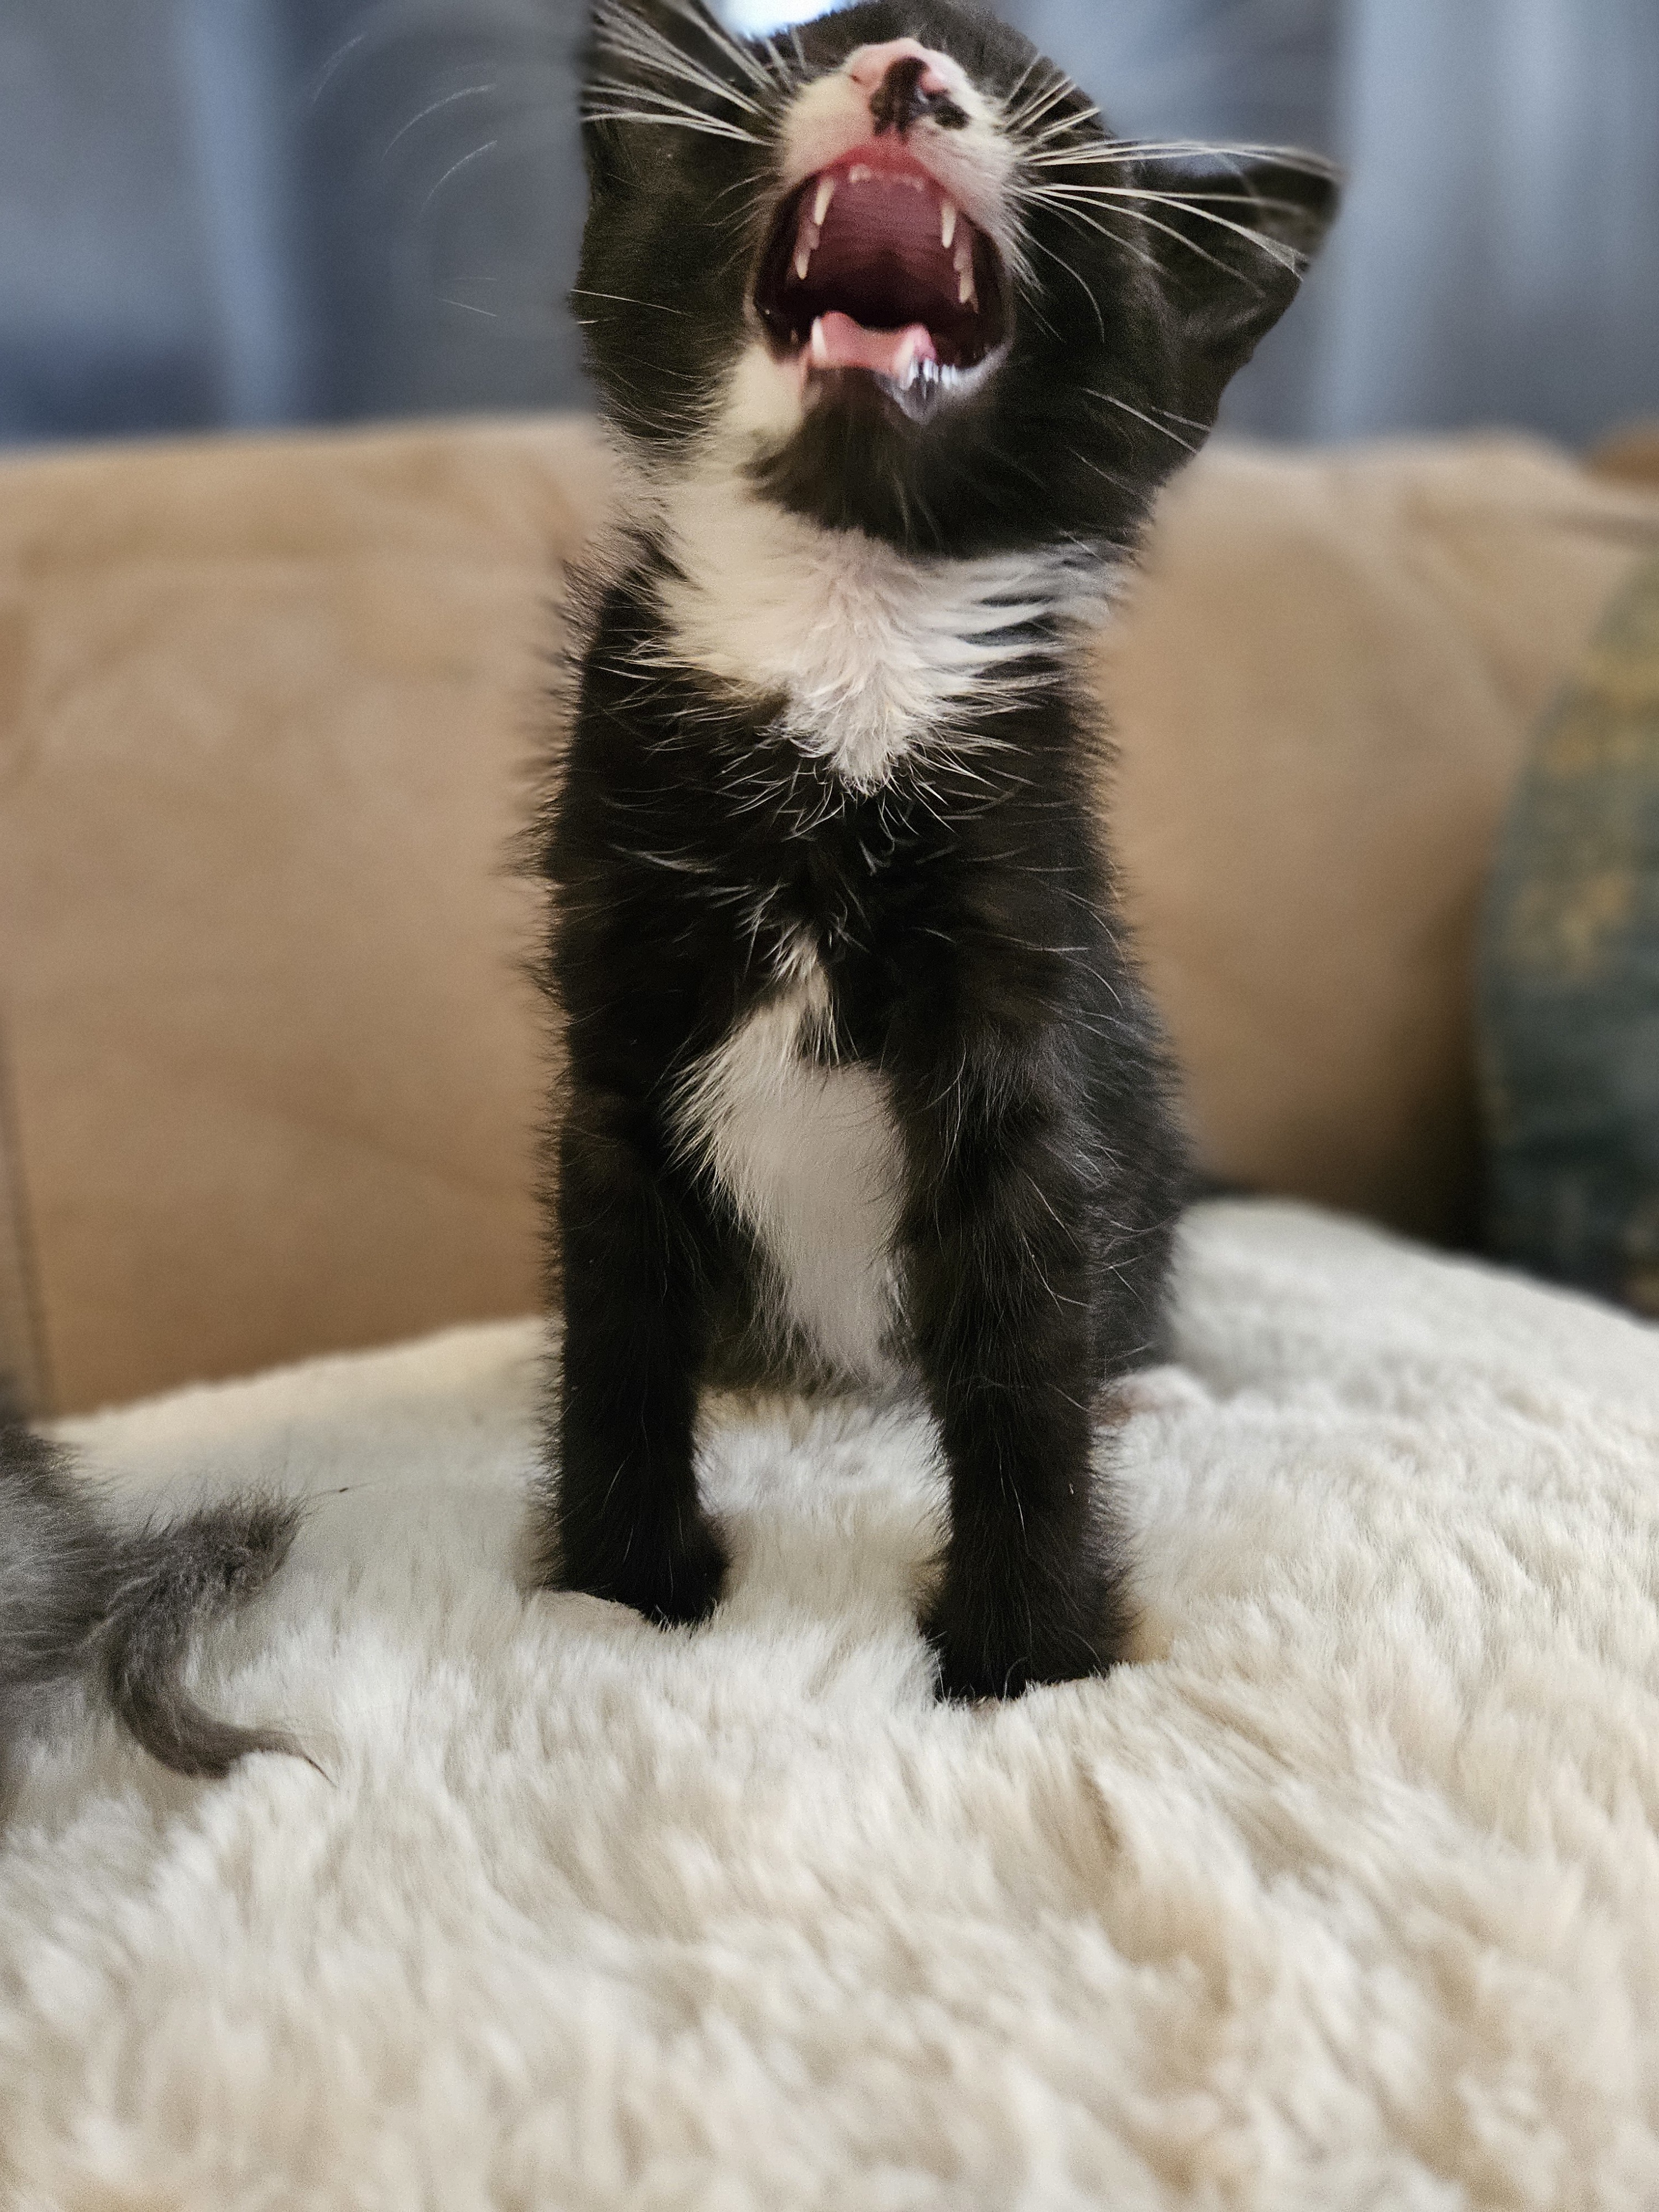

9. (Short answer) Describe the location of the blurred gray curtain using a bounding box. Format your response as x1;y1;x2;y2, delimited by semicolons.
1004;0;1659;444
1312;0;1659;444
1;0;1655;444
286;0;587;422
0;0;588;442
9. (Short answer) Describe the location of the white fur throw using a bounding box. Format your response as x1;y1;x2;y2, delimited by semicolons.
4;1202;1659;2208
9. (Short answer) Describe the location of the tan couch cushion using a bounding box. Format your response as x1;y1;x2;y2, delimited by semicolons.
0;420;611;1413
1592;421;1659;489
1105;436;1659;1243
2;419;1655;1411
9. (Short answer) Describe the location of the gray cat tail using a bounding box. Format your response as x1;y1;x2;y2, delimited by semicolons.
1;1389;303;1780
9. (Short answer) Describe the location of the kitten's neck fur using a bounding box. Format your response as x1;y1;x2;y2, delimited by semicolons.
635;447;1115;790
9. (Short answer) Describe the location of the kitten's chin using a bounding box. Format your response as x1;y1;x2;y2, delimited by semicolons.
812;342;1010;426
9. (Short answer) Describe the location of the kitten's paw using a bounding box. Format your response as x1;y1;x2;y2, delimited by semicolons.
559;1514;729;1630
922;1564;1131;1702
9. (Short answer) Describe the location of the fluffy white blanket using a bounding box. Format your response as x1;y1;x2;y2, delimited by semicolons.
3;1202;1658;2209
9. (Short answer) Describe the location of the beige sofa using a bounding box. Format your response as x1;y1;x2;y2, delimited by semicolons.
3;417;1656;1413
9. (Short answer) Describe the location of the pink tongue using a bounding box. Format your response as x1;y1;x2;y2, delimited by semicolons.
811;311;938;378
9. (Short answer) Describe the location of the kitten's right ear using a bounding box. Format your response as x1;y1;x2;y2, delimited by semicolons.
1149;152;1341;410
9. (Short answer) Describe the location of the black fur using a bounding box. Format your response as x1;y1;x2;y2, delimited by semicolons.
540;0;1337;1697
1;1385;302;1792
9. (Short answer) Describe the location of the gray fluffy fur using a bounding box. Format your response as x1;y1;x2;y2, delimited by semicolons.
1;1387;301;1791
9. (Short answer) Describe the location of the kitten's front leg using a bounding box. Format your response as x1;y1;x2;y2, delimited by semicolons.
900;1048;1133;1699
538;1086;727;1627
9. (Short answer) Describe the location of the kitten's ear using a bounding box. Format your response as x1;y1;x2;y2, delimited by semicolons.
587;0;712;56
583;0;670;187
1150;153;1340;407
596;0;681;30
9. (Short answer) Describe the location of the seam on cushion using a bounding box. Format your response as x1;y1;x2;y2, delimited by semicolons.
0;1003;52;1415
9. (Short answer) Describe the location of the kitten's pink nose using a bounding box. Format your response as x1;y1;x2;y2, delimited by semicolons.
845;39;961;104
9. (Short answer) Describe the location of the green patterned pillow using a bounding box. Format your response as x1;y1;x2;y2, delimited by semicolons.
1481;551;1659;1317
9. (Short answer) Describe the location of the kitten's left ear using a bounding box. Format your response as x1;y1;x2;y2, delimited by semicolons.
582;0;728;187
589;0;709;44
1151;153;1340;409
592;0;662;22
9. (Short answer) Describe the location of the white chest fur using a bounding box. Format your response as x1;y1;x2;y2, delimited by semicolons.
671;937;905;1381
654;460;1065;789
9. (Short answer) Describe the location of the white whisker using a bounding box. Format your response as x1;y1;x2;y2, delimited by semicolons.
593;1;763;119
583;75;762;132
1084;390;1199;452
1022;187;1234;278
1019;105;1105;154
381;84;497;164
1141;399;1210;430
583;90;763;147
419;140;497;221
1019;193;1162;278
309;29;367;106
656;0;776;92
757;34;798;92
1021;183;1302;273
1004;66;1078;121
1025;234;1108;345
999;53;1048;116
1005;78;1081;138
1026;139;1338;180
571;289;691;317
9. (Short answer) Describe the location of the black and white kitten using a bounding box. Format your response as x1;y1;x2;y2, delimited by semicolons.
538;0;1336;1697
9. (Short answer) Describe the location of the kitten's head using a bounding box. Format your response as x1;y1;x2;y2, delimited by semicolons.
578;0;1337;557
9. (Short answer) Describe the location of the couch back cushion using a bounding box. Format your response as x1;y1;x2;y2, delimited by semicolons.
2;420;1654;1410
1104;437;1658;1243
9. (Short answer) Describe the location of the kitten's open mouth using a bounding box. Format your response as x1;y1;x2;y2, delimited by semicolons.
755;143;1009;415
